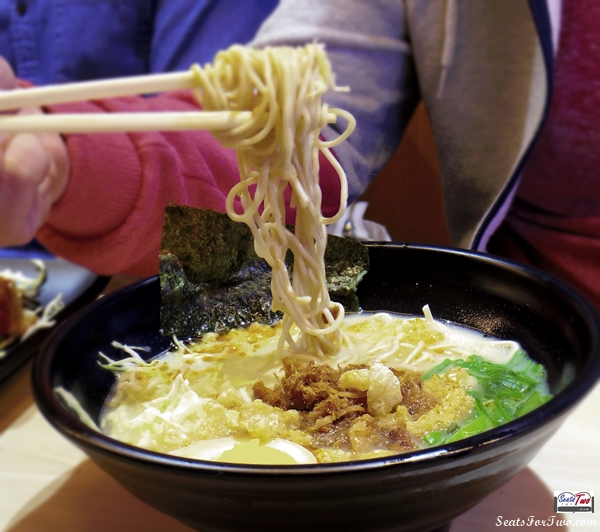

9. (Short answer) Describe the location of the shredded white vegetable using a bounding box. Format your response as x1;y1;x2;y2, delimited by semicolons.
55;386;100;431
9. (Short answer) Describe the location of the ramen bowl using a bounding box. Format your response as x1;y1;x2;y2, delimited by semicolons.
32;243;600;532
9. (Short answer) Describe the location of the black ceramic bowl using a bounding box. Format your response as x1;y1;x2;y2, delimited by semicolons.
32;244;600;532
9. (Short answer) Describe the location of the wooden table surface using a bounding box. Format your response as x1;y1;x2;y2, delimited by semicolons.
1;278;599;532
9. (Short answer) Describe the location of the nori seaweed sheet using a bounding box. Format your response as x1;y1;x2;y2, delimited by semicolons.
159;205;369;338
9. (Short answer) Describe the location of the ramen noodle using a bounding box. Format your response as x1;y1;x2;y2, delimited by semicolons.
190;43;355;357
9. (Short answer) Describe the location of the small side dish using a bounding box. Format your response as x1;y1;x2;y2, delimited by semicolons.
0;259;63;357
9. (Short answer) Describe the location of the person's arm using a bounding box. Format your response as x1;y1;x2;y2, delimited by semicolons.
0;58;70;251
250;0;419;202
35;91;241;277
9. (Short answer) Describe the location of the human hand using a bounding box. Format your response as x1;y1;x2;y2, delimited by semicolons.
0;58;70;247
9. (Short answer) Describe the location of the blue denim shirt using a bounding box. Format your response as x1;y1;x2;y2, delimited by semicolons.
0;0;278;85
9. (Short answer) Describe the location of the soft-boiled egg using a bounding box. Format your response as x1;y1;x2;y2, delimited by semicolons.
169;437;318;465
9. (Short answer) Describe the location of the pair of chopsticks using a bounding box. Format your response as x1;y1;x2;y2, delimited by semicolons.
0;71;252;134
0;70;338;134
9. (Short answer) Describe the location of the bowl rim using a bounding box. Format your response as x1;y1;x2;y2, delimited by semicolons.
32;243;600;476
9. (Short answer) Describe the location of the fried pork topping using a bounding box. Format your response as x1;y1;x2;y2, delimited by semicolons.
253;357;463;457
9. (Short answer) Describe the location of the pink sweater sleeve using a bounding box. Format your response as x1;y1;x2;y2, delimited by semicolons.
36;91;342;277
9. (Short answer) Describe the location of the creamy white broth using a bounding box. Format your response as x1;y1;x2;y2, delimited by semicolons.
98;308;538;464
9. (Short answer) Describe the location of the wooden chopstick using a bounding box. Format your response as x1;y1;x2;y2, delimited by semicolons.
0;71;198;112
0;111;254;134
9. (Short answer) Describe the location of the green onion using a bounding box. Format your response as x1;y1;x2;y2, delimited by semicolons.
422;350;552;447
422;358;454;380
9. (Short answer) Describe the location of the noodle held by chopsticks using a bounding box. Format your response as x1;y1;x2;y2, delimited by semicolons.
190;43;355;357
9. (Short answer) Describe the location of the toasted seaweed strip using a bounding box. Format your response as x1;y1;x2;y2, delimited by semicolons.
159;205;369;338
159;206;257;285
160;251;278;336
322;235;369;312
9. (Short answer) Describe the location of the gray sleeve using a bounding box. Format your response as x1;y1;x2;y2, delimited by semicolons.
250;0;419;200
